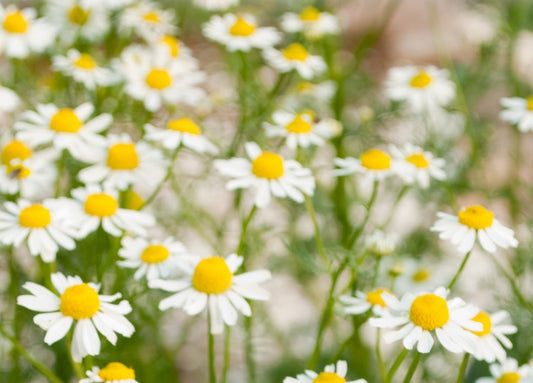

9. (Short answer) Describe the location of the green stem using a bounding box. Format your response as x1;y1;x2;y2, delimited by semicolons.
54;150;65;198
304;195;328;263
345;180;379;249
447;250;472;290
244;315;257;383
222;326;231;383
402;352;421;383
454;354;470;383
386;348;408;383
376;328;386;383
207;312;216;383
236;205;257;257
140;146;180;209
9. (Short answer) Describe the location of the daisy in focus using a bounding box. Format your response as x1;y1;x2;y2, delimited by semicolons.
500;96;533;132
475;358;533;383
340;288;391;316
149;254;271;334
283;360;367;383
470;310;517;363
390;144;446;188
17;272;134;362
121;1;176;41
334;148;398;184
214;142;315;208
264;43;326;79
281;6;340;39
81;362;137;383
431;205;518;253
369;287;481;353
203;13;281;52
193;0;239;11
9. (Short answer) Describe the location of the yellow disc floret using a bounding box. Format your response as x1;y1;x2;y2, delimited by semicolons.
3;11;28;34
412;268;431;282
360;149;391;170
68;6;90;25
282;43;309;61
74;53;97;70
6;164;31;179
167;118;201;135
312;372;346;383
406;153;429;168
145;68;172;90
410;71;432;88
106;143;139;170
1;140;32;165
497;373;521;383
470;311;492;337
60;283;100;319
160;35;180;57
229;17;256;36
98;362;136;381
458;205;494;230
192;257;233;294
526;95;533;111
125;190;144;210
141;245;170;264
366;288;390;307
300;6;321;22
49;109;83;133
143;11;161;23
84;193;118;218
285;114;313;133
19;204;51;228
409;294;450;331
251;152;284;179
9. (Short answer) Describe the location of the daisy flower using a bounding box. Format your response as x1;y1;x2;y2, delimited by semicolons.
431;205;518;254
145;117;218;154
500;96;533;132
17;272;134;362
78;133;167;191
193;0;239;11
203;13;281;52
0;198;80;262
392;259;447;295
281;6;340;39
14;103;111;163
156;35;196;65
476;358;533;383
283;360;367;383
0;83;20;114
340;288;392;316
385;65;456;113
369;287;481;354
293;80;336;103
149;254;271;334
214;142;315;208
365;230;398;256
81;362;137;383
120;1;176;41
334;148;398;184
53;49;119;90
470;310;517;363
264;43;326;79
390;144;446;188
118;236;192;281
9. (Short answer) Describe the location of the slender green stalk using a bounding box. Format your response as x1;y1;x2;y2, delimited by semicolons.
386;348;408;383
379;185;409;229
140;147;180;209
402;352;421;383
207;312;217;383
304;195;328;263
222;326;231;383
55;150;66;198
447;250;472;290
236;205;258;257
244;315;257;383
454;354;470;383
345;180;379;249
376;329;386;383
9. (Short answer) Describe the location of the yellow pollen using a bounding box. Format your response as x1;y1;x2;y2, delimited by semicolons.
300;6;321;21
412;268;431;282
19;204;51;228
406;153;429;168
526;96;533;111
410;71;432;88
106;143;139;170
409;294;449;331
192;257;233;294
297;82;314;92
68;6;90;26
470;311;492;337
1;140;32;165
74;53;96;70
360;149;391;170
143;11;161;23
312;372;346;383
167;118;201;135
3;11;28;34
497;373;521;383
458;205;494;230
84;193;118;218
125;190;144;210
229;17;256;36
145;68;172;90
285;114;313;133
98;362;136;381
251;152;284;179
366;288;390;307
49;109;83;133
60;283;100;320
160;35;180;57
282;43;309;61
7;164;31;179
141;245;170;264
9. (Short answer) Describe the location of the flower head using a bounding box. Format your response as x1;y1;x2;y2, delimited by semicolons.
283;360;367;383
264;43;326;79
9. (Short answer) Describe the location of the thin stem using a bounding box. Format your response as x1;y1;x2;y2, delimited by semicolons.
379;185;409;230
244;315;257;383
454;354;470;383
376;328;386;383
222;326;231;383
207;312;216;383
54;150;65;198
447;250;472;290
140;147;180;209
345;180;379;249
402;352;421;383
386;348;408;383
236;205;258;257
304;195;328;263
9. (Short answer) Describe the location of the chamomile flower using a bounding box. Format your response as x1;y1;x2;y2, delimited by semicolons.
293;80;336;103
476;358;533;383
145;117;218;154
392;259;446;295
365;230;398;256
17;272;134;362
214;142;315;208
121;1;176;41
149;254;271;334
193;0;239;11
53;50;119;90
0;5;56;58
340;288;391;316
500;96;533;132
264;43;326;79
78;133;167;191
203;13;281;52
334;149;398;184
14;103;111;163
431;205;518;254
283;360;367;383
81;362;137;383
369;287;481;354
281;6;340;39
470;310;517;363
390;144;446;188
385;66;456;113
156;35;196;65
0;83;20;114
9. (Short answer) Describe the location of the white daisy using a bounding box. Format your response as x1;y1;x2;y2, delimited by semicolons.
281;6;340;39
81;362;137;383
470;310;517;363
390;144;446;188
0;198;80;262
264;43;326;79
500;96;533;132
145;117;218;154
14;102;111;163
283;360;367;383
334;148;399;184
155;35;197;65
391;258;447;295
203;13;281;52
193;0;239;11
365;230;398;256
430;205;518;254
17;272;134;362
149;254;271;334
0;83;20;114
78;133;167;191
340;288;392;316
369;287;481;354
120;1;176;41
214;142;315;208
476;358;533;383
292;80;336;103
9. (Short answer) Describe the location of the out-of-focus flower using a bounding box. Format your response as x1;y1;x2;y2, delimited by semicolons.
0;83;20;114
334;148;399;184
264;43;326;79
390;144;446;188
340;288;392;316
82;0;135;10
365;230;397;256
475;358;533;383
81;362;137;383
193;0;239;11
470;310;517;363
283;360;367;383
500;96;533;132
121;1;176;41
281;6;340;39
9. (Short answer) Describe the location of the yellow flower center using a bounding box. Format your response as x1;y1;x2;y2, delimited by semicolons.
141;245;170;264
300;6;321;21
285;114;313;133
297;82;314;92
74;53;96;70
145;68;172;90
160;35;180;57
470;311;492;337
229;17;256;36
84;193;119;218
412;268;431;282
312;372;346;383
6;164;31;179
19;204;51;228
366;288;390;307
3;11;28;34
192;257;233;294
406;153;429;168
106;143;139;170
49;109;83;133
98;362;136;382
1;140;32;165
360;149;391;170
497;373;521;383
68;6;90;26
409;294;450;331
167;118;201;135
526;96;533;111
60;283;100;320
125;190;143;210
282;43;309;61
143;11;161;23
251;152;284;179
410;71;432;88
458;205;494;230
